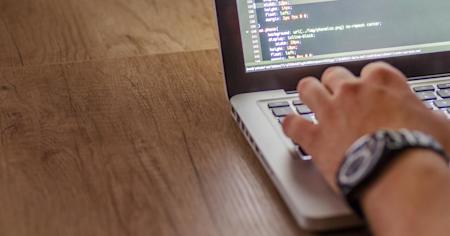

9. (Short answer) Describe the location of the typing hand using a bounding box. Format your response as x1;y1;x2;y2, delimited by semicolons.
282;62;450;192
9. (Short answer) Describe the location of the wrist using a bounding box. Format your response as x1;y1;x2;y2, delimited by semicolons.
361;149;450;208
360;149;450;234
336;129;449;217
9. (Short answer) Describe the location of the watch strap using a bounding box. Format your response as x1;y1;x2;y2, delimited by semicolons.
338;129;449;218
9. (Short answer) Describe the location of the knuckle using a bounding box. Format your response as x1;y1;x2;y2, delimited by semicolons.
322;66;348;82
362;62;408;88
363;63;393;81
363;61;391;72
323;66;345;78
339;81;361;94
298;76;316;91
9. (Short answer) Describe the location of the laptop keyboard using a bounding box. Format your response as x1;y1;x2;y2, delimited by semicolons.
413;83;450;115
268;99;315;159
269;100;316;122
268;81;450;159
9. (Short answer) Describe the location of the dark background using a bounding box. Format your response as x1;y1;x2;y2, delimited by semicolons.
255;0;450;61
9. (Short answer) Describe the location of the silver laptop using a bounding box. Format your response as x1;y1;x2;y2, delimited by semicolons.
213;0;450;231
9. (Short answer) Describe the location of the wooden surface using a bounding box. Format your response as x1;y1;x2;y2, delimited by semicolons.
0;0;370;235
0;0;217;67
0;19;22;67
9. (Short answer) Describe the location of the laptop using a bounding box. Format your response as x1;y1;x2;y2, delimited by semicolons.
213;0;450;231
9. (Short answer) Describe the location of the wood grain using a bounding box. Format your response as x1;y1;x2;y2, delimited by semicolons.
0;50;369;236
0;0;217;67
0;18;23;67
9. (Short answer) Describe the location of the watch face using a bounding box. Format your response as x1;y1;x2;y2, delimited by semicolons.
339;137;385;187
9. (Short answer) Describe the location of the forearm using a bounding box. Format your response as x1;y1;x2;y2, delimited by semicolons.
361;149;450;236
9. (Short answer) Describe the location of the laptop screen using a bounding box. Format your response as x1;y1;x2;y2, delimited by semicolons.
237;0;450;73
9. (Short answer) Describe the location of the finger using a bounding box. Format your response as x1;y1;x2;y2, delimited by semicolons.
321;66;357;94
360;62;408;88
297;77;332;117
282;114;318;149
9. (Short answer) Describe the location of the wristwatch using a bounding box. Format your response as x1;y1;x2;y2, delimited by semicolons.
337;129;449;218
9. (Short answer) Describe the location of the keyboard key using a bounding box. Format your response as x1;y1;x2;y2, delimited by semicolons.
272;107;293;117
292;99;303;106
416;91;437;101
296;105;312;114
435;109;448;117
434;99;450;109
447;108;450;114
437;89;450;99
268;101;289;108
301;114;315;122
278;117;285;124
413;85;435;92
424;101;434;109
437;83;450;89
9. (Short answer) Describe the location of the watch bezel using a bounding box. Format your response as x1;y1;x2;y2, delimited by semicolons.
338;137;385;187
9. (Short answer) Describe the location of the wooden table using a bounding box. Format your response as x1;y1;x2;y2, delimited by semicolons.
0;0;369;235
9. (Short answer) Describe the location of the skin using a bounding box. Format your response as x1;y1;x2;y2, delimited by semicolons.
282;62;450;235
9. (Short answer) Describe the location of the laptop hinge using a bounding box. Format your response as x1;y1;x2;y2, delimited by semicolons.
408;73;450;81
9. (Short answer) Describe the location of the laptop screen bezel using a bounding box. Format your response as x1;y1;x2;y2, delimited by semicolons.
215;0;450;98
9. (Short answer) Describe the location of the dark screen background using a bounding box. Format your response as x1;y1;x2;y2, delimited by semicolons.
252;0;450;62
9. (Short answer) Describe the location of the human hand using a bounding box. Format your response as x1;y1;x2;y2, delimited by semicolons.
282;62;450;192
